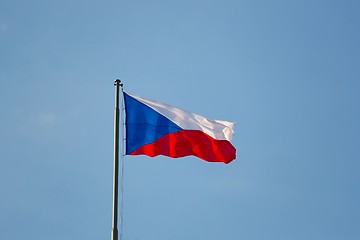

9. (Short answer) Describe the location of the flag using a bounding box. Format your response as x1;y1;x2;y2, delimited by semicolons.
123;92;236;164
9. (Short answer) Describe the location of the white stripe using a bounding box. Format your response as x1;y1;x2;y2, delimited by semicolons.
129;94;235;142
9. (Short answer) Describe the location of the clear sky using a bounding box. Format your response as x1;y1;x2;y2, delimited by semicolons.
1;0;359;239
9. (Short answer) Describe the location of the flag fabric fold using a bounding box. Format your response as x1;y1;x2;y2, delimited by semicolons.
123;92;236;164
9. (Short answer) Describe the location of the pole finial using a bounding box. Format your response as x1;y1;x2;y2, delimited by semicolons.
114;79;123;88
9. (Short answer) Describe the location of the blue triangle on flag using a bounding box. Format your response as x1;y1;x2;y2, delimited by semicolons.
123;93;182;154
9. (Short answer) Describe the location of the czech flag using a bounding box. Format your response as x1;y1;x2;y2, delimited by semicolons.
123;93;236;164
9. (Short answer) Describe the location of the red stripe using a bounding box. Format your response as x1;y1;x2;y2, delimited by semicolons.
129;130;236;164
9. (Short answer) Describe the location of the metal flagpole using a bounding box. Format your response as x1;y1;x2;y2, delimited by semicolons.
112;79;123;240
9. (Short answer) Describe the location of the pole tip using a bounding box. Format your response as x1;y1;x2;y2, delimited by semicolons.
114;79;123;87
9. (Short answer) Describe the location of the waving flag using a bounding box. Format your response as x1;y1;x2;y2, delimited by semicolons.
123;92;236;164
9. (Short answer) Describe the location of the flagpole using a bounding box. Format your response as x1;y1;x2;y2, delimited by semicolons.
112;79;123;240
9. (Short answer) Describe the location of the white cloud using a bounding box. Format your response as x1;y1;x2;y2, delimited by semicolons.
9;109;59;138
0;23;8;33
36;113;57;125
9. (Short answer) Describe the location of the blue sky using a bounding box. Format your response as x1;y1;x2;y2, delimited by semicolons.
1;0;359;239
